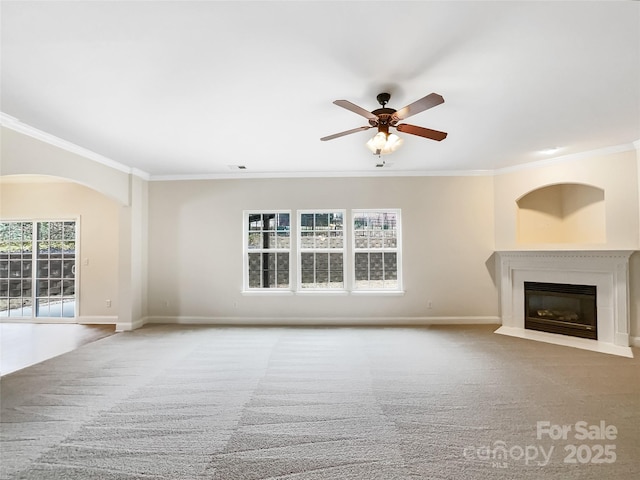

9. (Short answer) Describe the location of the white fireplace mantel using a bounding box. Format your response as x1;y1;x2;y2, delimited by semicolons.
496;250;634;357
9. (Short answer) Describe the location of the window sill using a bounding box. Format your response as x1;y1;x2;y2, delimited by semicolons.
350;290;405;296
242;290;295;296
295;290;349;296
241;289;404;296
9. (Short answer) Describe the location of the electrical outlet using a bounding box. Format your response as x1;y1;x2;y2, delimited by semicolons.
427;300;433;309
106;299;111;308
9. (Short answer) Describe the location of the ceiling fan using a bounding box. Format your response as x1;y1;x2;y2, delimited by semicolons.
320;92;447;155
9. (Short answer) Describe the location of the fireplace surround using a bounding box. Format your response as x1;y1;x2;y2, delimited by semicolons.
496;251;633;357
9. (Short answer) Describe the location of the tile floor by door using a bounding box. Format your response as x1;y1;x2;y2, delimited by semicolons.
0;323;116;376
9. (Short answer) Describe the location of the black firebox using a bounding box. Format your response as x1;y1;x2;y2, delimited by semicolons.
524;282;597;340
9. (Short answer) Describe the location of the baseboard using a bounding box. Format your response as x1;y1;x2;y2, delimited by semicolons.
77;316;118;325
78;315;138;332
631;336;640;348
145;316;501;326
0;318;76;324
115;316;148;332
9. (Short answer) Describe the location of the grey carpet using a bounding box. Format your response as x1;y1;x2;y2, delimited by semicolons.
1;325;639;479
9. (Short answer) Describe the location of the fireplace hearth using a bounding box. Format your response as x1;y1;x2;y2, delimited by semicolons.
524;282;597;340
496;250;633;357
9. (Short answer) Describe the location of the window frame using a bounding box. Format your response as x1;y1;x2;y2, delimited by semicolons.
351;209;403;294
242;210;293;293
0;218;79;318
241;209;403;295
297;209;347;294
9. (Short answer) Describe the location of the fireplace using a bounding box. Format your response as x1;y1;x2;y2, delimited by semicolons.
496;251;633;357
524;282;597;340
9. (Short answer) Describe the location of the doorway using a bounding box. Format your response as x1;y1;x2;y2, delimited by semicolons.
0;220;77;319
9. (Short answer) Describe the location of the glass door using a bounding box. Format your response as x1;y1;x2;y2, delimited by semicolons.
36;221;76;317
0;222;33;317
0;220;76;318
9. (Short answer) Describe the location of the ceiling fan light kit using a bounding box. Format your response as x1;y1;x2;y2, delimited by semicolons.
321;91;448;159
366;132;403;155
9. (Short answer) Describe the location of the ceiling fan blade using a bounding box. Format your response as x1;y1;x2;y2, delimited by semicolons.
391;93;444;122
396;123;448;141
320;126;372;141
333;100;379;122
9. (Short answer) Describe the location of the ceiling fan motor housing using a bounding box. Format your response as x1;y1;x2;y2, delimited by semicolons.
370;108;397;133
371;93;397;132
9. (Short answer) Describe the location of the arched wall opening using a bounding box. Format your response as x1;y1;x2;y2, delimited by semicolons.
516;183;606;244
0;174;121;323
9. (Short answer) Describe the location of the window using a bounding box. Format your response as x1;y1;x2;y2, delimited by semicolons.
352;210;401;291
298;211;345;290
0;220;77;318
244;212;290;290
242;209;402;293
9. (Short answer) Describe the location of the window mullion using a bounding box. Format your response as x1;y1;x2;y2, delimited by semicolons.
31;222;37;318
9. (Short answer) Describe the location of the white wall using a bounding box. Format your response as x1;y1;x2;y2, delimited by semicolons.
494;147;640;339
632;144;640;340
494;148;639;250
1;127;131;206
2;125;638;339
1;127;148;330
0;178;120;322
147;176;499;323
516;183;606;244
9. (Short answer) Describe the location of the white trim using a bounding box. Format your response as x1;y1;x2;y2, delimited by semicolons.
77;315;118;325
297;209;347;291
3;113;637;181
0;317;76;324
496;250;634;354
493;142;638;175
631;336;640;348
351;209;403;292
241;290;294;296
149;169;495;181
496;326;633;358
350;290;405;296
0;218;80;320
116;316;147;332
241;289;407;296
243;210;292;291
146;142;636;180
0;112;150;180
295;290;349;296
145;315;501;326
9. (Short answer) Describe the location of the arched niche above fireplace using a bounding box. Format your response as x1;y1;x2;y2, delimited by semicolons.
516;183;605;244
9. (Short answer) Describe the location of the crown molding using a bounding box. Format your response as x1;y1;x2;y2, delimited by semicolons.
143;142;640;181
0;112;151;181
148;168;495;182
2;112;637;182
493;142;638;175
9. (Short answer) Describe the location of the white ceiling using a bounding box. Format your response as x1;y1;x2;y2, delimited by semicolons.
1;1;639;179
